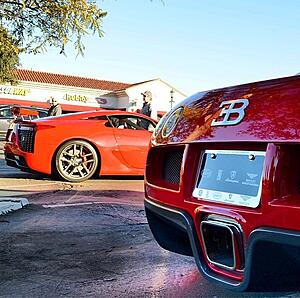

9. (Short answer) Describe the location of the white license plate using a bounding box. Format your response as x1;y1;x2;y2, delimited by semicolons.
192;150;265;208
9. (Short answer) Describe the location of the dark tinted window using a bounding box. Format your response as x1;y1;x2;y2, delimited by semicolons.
87;115;108;120
38;110;48;118
0;108;13;118
108;115;156;131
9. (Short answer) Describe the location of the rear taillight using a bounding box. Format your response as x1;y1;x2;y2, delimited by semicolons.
18;122;36;130
17;124;36;153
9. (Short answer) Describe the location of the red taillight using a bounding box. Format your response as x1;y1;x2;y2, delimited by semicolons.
18;122;36;130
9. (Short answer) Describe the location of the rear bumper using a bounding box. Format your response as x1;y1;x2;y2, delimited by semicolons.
145;198;300;291
4;151;32;172
4;140;51;174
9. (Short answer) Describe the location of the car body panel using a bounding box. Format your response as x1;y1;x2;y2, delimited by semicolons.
144;75;300;291
112;128;153;169
154;75;300;146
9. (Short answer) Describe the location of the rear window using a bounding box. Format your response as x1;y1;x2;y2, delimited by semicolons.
38;111;48;118
87;116;108;120
0;108;13;118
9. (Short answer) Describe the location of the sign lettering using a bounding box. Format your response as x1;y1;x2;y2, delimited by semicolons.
0;86;31;96
64;94;88;103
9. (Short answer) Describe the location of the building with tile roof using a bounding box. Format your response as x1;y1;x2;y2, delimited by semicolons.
16;69;131;91
0;69;187;117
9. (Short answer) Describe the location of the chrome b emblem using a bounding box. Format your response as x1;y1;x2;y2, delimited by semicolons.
211;98;249;126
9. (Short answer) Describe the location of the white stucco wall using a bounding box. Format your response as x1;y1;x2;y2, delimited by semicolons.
125;79;186;118
116;96;131;109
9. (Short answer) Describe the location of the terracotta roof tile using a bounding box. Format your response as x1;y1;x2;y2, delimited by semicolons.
15;69;132;91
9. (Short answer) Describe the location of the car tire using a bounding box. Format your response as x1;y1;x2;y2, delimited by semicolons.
55;140;98;182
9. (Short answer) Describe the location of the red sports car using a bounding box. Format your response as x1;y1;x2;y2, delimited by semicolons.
5;110;156;182
145;75;300;291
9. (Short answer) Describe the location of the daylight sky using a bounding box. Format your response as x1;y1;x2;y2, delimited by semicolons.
20;0;300;96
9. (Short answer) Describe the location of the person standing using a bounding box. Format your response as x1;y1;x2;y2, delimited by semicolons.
7;106;21;131
140;90;157;129
141;91;152;117
47;97;62;116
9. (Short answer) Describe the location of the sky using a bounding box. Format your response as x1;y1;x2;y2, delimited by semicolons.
20;0;300;96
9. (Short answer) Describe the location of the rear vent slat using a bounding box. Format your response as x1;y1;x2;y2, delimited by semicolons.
162;150;184;184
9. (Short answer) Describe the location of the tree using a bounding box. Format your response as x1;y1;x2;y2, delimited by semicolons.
0;27;19;84
0;0;107;83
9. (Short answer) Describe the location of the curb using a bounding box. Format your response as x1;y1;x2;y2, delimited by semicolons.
0;198;29;215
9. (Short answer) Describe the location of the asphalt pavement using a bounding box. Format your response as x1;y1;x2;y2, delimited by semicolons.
3;203;297;298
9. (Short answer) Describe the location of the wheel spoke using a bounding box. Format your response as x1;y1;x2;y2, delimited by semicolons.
78;168;84;177
64;151;74;157
70;167;78;175
85;159;95;164
61;156;71;163
82;163;89;173
64;163;73;172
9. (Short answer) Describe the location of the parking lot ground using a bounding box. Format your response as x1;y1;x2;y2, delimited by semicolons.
1;203;199;297
1;152;300;297
2;203;293;298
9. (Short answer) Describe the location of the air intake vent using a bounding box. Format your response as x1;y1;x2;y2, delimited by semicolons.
162;149;184;184
18;127;35;153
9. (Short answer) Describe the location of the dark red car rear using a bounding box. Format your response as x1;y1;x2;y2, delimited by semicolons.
144;75;300;291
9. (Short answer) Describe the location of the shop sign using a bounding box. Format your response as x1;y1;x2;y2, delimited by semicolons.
0;86;31;96
64;94;88;103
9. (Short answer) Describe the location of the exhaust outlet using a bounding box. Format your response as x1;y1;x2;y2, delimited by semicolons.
200;218;244;270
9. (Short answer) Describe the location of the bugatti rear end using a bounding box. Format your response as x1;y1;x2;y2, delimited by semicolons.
145;75;300;291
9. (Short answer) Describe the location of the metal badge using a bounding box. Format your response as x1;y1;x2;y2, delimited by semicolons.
211;98;249;126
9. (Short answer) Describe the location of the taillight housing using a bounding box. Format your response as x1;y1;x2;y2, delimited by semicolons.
10;131;17;144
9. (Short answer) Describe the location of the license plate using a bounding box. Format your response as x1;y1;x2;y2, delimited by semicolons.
192;150;265;208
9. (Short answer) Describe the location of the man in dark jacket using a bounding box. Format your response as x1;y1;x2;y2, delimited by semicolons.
140;90;152;129
47;97;62;116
